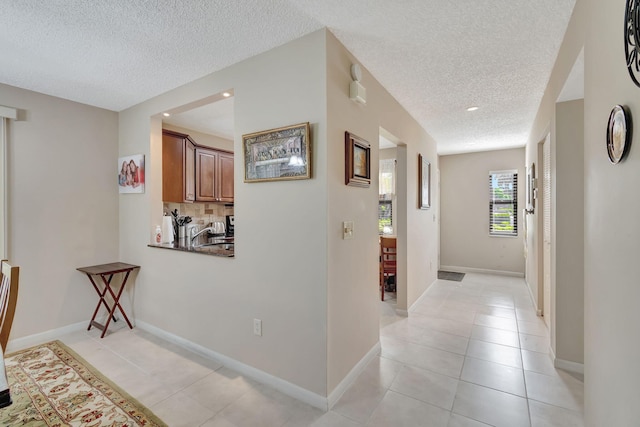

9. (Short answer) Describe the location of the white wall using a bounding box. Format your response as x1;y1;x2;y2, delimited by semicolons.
118;28;441;399
525;2;584;311
583;0;640;423
526;0;640;422
325;30;439;391
119;30;329;396
0;83;119;340
440;148;525;275
553;99;584;365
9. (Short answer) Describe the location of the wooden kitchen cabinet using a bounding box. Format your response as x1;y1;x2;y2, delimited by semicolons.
195;147;234;203
162;130;196;203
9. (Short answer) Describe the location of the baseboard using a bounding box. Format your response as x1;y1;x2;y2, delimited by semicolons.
554;357;584;375
6;321;86;353
395;309;408;316
408;278;437;314
524;278;541;315
136;320;329;411
327;341;381;409
439;265;525;278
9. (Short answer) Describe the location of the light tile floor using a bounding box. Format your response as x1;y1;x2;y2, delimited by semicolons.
29;273;583;426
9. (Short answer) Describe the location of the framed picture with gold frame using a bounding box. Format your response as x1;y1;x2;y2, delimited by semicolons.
345;131;371;187
418;153;430;209
243;122;311;182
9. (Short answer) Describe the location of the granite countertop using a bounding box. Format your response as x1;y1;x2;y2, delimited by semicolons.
148;239;234;257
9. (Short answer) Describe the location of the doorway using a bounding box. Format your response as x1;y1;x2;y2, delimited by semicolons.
378;128;408;316
379;132;397;304
541;136;551;328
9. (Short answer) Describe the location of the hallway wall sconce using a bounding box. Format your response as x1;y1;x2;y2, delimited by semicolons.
349;63;367;104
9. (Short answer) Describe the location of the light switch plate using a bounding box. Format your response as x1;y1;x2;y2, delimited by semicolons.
343;221;354;239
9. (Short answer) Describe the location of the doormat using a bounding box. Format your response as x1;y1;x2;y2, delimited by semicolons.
438;271;465;282
1;340;167;426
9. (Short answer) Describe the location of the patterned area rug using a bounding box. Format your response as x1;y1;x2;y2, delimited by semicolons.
0;340;167;426
438;270;466;282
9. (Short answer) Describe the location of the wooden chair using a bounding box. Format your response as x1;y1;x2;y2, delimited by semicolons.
379;237;397;301
0;260;18;408
0;260;19;352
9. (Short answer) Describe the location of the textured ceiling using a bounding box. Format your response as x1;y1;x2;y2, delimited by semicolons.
0;0;577;155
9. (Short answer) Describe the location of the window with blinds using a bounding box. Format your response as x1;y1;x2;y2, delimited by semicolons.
378;200;392;234
379;159;396;234
489;170;518;236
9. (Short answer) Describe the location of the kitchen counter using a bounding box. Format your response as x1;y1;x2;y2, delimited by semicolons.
148;239;234;257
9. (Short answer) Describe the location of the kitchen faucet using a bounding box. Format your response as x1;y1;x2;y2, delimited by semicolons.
190;226;214;245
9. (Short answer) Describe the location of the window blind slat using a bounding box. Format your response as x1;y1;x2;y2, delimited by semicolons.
489;171;517;236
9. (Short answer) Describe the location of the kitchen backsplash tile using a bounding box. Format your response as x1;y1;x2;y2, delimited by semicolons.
163;202;233;228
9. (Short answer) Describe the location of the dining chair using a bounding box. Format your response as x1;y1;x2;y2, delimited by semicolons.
0;260;19;352
379;237;397;301
0;260;18;408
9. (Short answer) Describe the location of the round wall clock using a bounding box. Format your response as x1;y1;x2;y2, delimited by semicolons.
625;0;640;87
607;105;632;164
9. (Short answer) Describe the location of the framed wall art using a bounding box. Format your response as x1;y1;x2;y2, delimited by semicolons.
118;154;145;194
345;131;371;187
243;122;311;182
418;154;430;209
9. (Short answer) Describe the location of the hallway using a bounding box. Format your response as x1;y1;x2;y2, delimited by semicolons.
49;273;583;426
349;273;584;426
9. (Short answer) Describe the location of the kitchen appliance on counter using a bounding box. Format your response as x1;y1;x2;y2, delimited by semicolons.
225;215;234;237
211;221;226;236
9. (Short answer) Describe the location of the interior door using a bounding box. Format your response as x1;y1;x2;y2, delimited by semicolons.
542;137;551;328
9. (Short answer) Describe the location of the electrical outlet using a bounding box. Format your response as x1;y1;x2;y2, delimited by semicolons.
253;319;262;336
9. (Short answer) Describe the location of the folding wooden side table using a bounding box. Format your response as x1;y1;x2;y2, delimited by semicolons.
77;262;139;338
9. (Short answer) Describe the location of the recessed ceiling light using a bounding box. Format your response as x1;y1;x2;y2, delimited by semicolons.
222;92;231;97
466;106;479;112
162;112;170;117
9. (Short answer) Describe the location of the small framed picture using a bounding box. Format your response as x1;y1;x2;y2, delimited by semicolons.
345;131;371;187
243;122;311;182
418;154;430;209
118;154;145;194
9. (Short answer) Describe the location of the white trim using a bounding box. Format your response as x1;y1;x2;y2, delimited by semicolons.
1;117;6;259
327;341;381;409
8;319;383;413
439;265;524;278
0;106;17;120
408;279;437;313
525;278;541;314
136;320;329;410
0;106;17;259
5;321;86;353
554;357;584;375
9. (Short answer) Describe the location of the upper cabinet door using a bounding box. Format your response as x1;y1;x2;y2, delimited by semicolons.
217;152;234;203
184;140;195;202
195;147;218;202
162;130;196;203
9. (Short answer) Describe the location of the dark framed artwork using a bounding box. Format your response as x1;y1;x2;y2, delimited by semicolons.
243;122;311;182
418;154;430;209
345;131;371;187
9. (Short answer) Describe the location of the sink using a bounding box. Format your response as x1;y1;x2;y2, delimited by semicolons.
194;242;234;250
